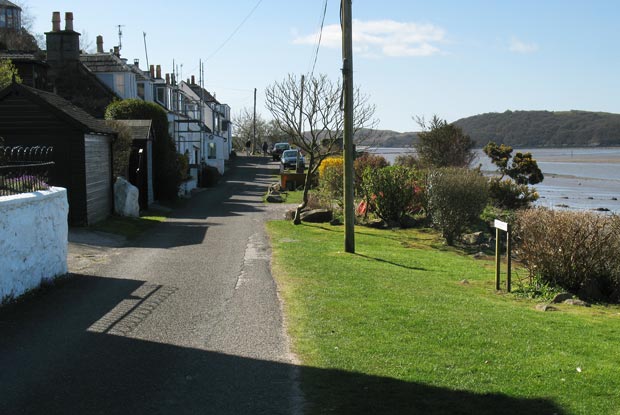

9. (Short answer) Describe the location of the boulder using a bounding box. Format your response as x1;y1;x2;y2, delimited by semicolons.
114;177;139;218
563;299;591;307
551;292;573;303
266;194;284;203
300;209;333;223
535;304;558;312
462;231;485;245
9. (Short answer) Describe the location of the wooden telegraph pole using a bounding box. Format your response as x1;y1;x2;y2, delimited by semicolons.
253;87;257;154
342;0;355;253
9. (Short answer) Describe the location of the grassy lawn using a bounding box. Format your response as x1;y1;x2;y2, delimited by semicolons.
267;222;620;414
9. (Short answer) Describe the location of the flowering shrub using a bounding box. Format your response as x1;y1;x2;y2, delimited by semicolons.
317;156;343;207
361;165;423;225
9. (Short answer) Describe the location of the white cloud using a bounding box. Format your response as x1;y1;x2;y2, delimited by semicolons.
292;19;445;58
509;37;539;54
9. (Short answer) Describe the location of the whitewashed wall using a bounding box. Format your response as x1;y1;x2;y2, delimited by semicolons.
0;188;68;303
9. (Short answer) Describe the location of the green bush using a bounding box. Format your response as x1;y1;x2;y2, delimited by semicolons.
105;120;133;179
354;152;388;195
105;99;183;200
514;209;620;302
488;177;539;209
361;165;423;225
393;153;422;169
427;168;489;245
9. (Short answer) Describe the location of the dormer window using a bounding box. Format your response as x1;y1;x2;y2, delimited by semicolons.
0;2;21;31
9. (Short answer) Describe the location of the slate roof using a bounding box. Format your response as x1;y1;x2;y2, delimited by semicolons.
80;53;132;73
0;82;116;134
0;52;47;66
115;119;153;140
0;1;20;9
188;84;219;104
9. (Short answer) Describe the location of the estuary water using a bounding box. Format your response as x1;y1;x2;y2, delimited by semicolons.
365;147;620;214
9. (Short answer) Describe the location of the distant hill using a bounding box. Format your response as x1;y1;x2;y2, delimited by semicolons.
354;128;418;148
453;110;620;148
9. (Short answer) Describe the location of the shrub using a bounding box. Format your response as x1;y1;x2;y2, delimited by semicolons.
354;153;388;193
317;157;343;210
105;120;133;179
514;209;620;302
427;168;489;245
105;99;183;200
394;153;422;169
361;165;422;225
488;177;539;209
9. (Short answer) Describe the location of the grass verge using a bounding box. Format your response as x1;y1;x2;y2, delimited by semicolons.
90;210;168;239
267;222;620;414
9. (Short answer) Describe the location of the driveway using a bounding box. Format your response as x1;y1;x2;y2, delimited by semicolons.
0;156;303;414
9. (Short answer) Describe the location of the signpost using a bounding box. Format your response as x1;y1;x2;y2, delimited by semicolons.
494;219;512;292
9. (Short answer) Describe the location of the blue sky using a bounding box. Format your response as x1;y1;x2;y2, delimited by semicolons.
22;0;620;132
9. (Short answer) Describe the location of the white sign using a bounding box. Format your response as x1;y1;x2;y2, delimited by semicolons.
494;219;509;232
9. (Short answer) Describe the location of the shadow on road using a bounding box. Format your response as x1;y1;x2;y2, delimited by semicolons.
0;273;565;415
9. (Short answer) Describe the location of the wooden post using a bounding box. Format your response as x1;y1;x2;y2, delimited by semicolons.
342;0;355;253
495;227;501;290
506;227;512;292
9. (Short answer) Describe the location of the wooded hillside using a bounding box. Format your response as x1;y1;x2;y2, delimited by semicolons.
453;110;620;147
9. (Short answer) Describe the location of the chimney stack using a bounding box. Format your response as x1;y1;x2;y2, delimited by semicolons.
96;35;103;53
149;65;155;78
52;11;61;32
65;12;74;31
171;73;176;85
191;75;195;85
156;65;161;79
165;73;170;84
134;59;139;67
113;46;120;57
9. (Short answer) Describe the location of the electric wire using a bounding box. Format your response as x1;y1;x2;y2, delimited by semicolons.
308;0;329;78
205;0;264;62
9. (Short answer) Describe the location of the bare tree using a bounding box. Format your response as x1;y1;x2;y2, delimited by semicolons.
232;107;268;153
265;73;377;224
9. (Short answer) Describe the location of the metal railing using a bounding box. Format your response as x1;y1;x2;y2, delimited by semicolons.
0;146;55;196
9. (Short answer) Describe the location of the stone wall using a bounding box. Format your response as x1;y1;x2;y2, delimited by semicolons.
0;188;68;303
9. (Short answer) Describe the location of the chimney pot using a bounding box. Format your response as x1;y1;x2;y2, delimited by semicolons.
165;73;170;84
149;65;155;78
134;59;140;67
191;75;195;85
156;65;161;79
65;12;74;31
96;35;104;53
52;12;61;32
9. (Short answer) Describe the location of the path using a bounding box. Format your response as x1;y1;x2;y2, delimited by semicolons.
0;156;303;414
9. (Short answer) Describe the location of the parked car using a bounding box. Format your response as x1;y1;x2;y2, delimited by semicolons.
280;149;305;171
272;142;290;161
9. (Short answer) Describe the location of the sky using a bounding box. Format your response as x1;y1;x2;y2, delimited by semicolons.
20;0;620;132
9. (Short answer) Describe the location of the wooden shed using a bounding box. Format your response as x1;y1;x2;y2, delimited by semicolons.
0;81;116;225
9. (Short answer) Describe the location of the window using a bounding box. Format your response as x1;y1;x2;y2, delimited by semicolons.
137;82;145;99
114;74;125;95
208;142;216;159
156;87;165;105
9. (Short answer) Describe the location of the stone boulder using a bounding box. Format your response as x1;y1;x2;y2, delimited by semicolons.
266;193;284;203
462;231;485;245
300;209;333;223
535;304;558;312
114;177;139;218
564;299;591;307
551;292;573;303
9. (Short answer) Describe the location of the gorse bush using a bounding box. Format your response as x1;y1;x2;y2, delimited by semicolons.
427;168;488;245
514;209;620;302
361;165;422;225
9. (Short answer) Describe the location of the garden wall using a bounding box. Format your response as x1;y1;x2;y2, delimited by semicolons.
0;187;68;302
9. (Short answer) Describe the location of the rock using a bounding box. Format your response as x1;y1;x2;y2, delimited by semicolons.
366;219;386;229
266;194;284;203
460;279;470;285
329;218;343;226
462;231;485;245
114;177;139;218
399;215;417;229
612;197;618;201
593;207;610;212
536;304;558;312
285;209;296;220
563;299;591;307
473;252;485;259
551;292;574;303
300;209;333;223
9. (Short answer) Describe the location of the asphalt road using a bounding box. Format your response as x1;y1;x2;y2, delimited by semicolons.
0;156;303;415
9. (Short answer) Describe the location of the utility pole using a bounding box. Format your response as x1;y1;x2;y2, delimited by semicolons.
253;87;257;154
342;0;355;253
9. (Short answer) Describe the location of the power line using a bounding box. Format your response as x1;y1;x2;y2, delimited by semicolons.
309;0;329;77
205;0;264;62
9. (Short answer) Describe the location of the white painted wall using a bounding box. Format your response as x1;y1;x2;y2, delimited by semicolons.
0;188;68;303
